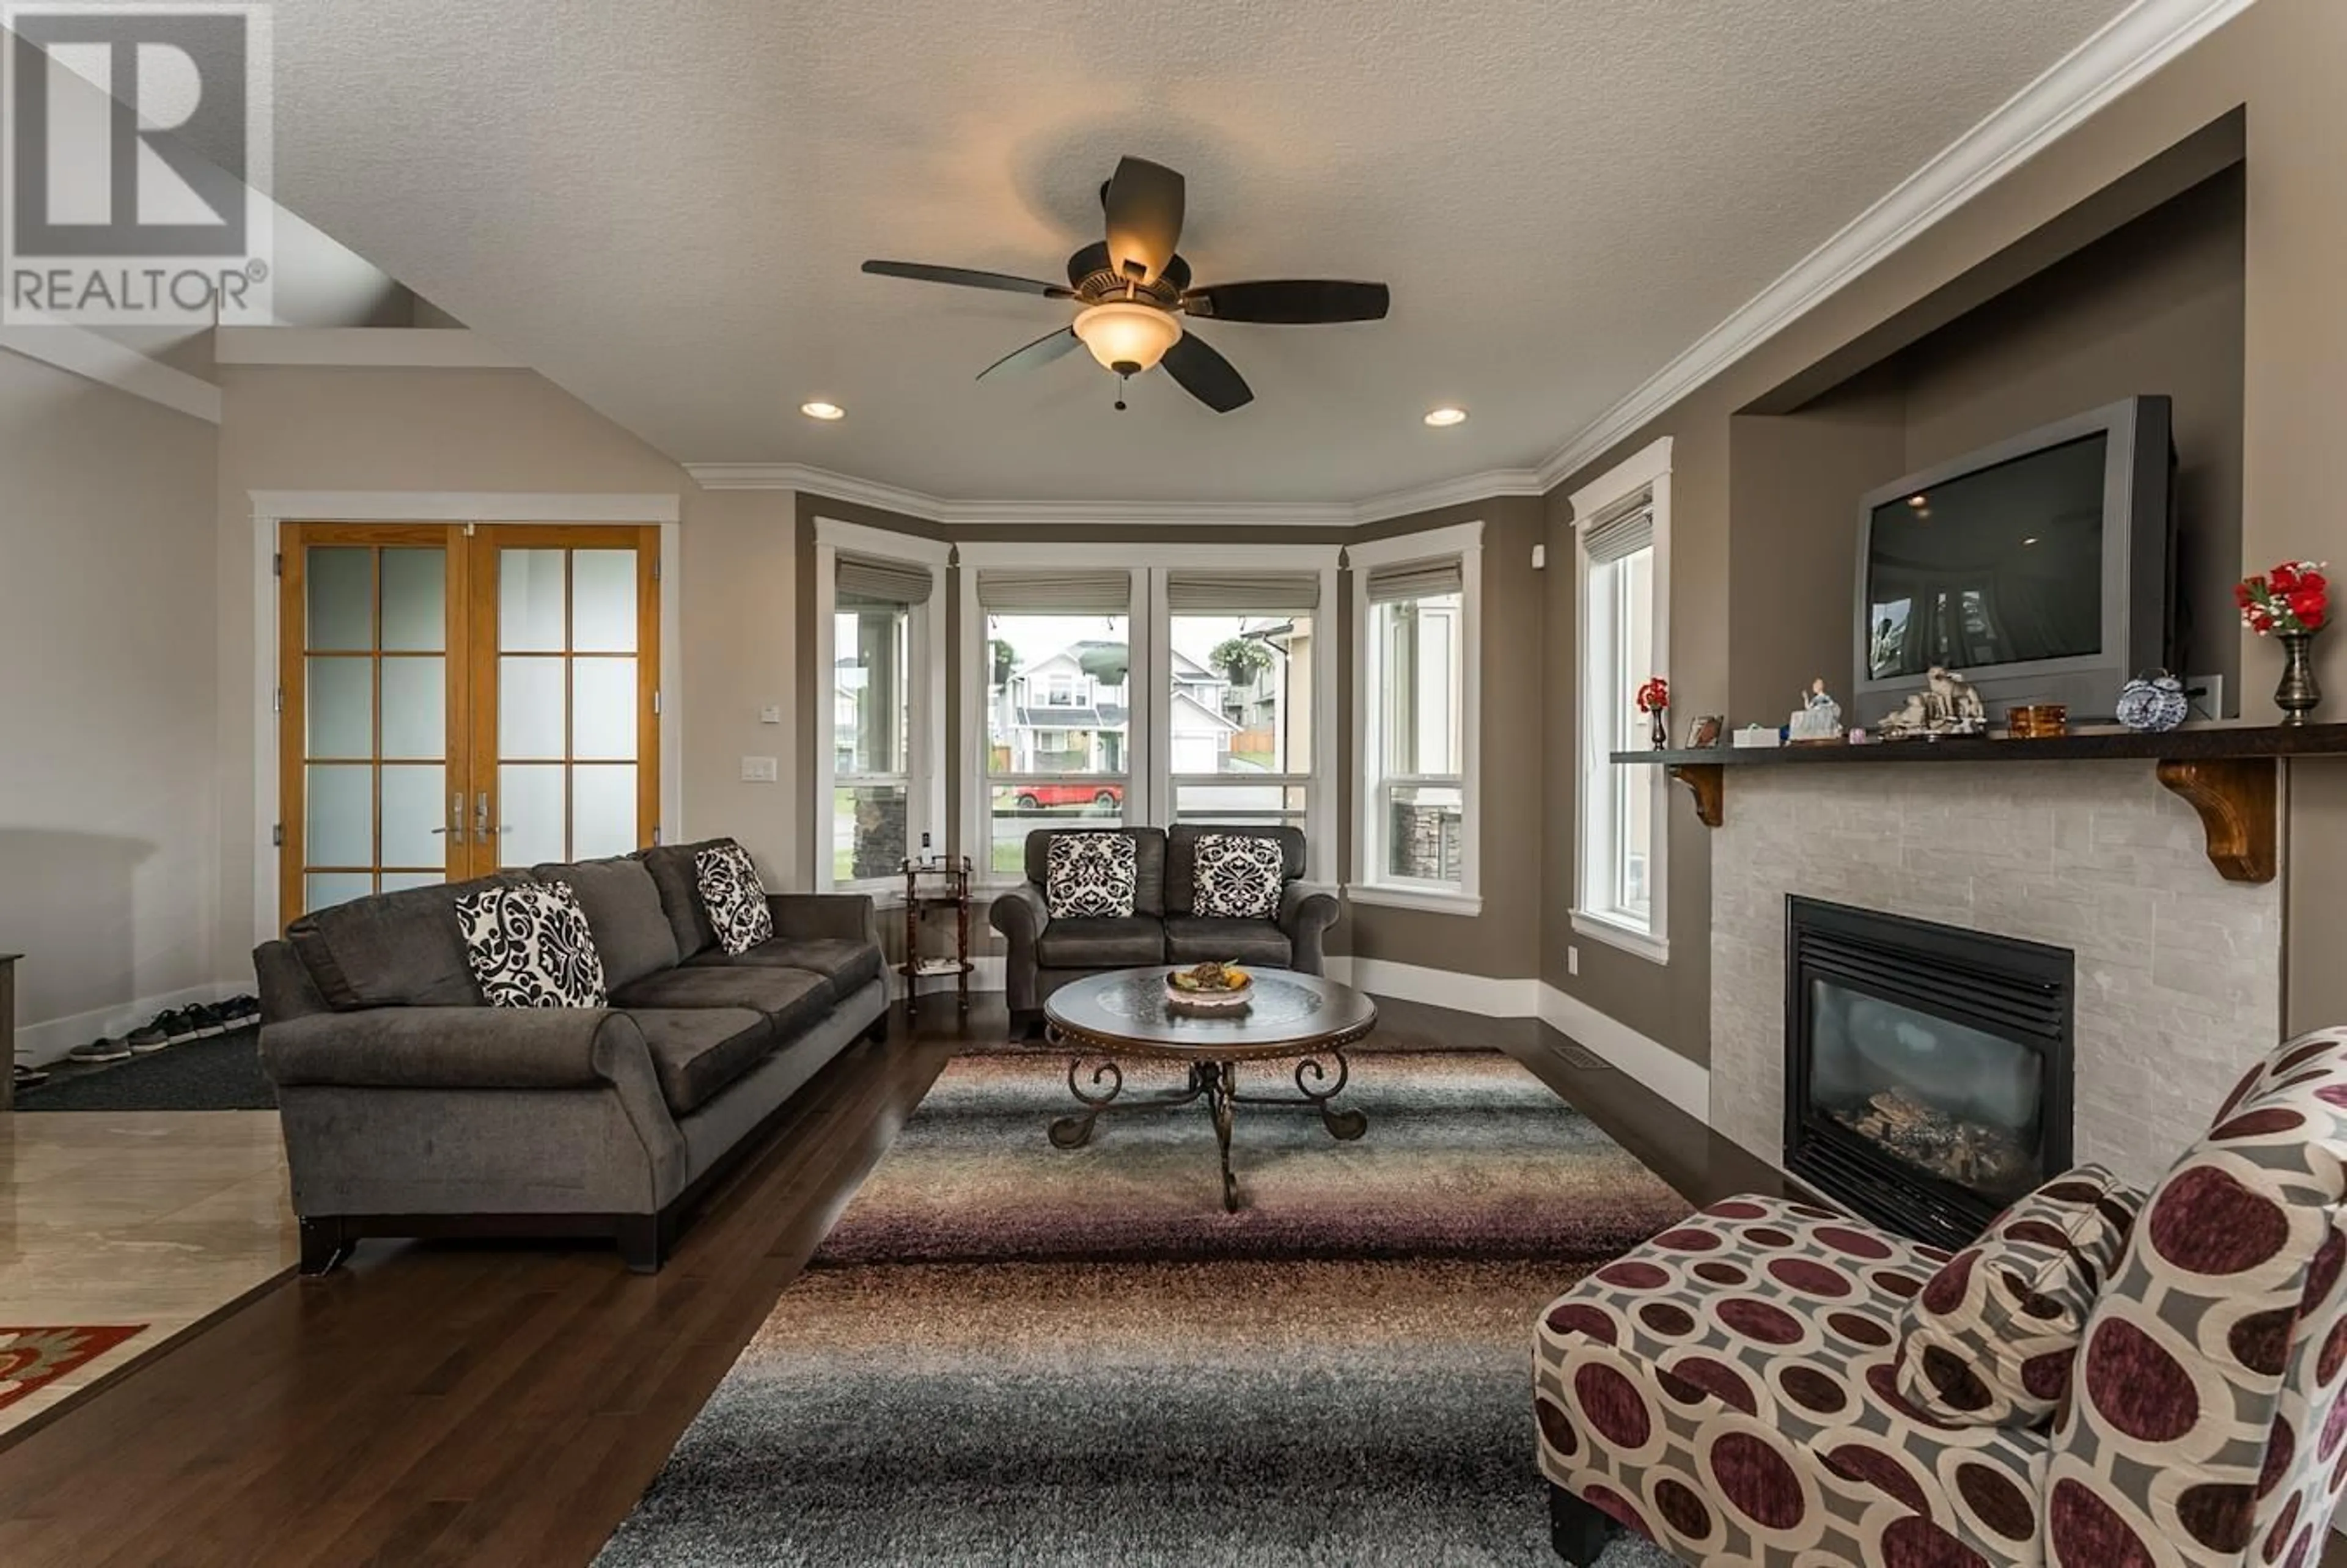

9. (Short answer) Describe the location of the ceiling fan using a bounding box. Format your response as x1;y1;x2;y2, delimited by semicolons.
861;156;1390;413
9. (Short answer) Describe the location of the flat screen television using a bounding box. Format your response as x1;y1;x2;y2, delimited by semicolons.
1854;395;2175;722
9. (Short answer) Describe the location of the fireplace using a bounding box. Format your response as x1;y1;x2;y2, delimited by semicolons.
1783;896;2073;1247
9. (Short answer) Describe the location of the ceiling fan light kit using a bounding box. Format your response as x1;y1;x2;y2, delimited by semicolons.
1072;299;1181;373
861;155;1390;414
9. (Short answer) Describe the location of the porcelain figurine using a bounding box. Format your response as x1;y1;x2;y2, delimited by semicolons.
1877;665;1988;738
1787;679;1843;742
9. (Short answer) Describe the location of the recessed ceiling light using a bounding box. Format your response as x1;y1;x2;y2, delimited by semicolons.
801;400;845;421
2022;536;2040;546
1906;494;1928;508
1423;406;1467;428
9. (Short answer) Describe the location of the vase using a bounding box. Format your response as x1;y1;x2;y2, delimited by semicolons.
2275;628;2324;727
1648;708;1669;750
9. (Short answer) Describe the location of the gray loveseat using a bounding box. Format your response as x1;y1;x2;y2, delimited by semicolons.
989;824;1338;1035
253;837;886;1275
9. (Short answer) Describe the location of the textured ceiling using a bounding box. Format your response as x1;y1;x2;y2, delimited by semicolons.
246;0;2132;502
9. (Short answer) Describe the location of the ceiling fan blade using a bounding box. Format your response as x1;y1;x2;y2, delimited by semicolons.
1182;280;1390;324
862;259;1071;298
977;326;1082;381
1102;157;1185;285
1160;332;1252;414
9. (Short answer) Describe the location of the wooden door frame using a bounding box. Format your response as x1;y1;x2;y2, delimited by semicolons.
465;524;664;879
251;493;682;945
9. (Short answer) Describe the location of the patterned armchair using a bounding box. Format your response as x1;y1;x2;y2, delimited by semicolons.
1533;1026;2347;1567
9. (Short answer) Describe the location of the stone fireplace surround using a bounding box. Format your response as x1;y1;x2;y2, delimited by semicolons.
1710;760;2282;1193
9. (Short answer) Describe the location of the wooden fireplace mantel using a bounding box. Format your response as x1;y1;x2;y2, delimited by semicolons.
1614;723;2347;885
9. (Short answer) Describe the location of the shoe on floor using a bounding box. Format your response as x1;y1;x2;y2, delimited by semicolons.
126;1022;171;1054
67;1036;131;1064
185;1003;226;1037
12;1061;48;1090
221;994;261;1027
156;1008;202;1044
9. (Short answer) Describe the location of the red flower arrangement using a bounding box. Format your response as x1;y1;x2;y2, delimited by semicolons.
1635;676;1669;713
2236;560;2330;636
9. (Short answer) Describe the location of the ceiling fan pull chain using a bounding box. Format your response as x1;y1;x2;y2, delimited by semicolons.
1114;370;1131;412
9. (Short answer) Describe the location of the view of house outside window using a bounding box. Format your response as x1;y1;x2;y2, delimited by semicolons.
1169;614;1313;832
833;603;912;884
984;613;1133;874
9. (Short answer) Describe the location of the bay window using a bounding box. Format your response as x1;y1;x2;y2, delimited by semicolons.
1572;437;1672;960
1351;524;1481;914
960;546;1339;885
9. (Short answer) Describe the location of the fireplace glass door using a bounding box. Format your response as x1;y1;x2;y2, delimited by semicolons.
1808;977;2046;1206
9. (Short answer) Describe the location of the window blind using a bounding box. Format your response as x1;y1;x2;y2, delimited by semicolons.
836;554;935;606
1164;571;1320;614
1581;485;1654;565
974;569;1132;612
1364;556;1464;604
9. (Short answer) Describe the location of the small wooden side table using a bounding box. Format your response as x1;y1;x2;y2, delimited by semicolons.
898;857;974;1022
1;954;20;1112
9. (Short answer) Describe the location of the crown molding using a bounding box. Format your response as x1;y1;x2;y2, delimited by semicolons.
1532;0;2253;491
688;459;1544;527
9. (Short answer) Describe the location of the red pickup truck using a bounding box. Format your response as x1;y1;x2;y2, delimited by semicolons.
997;783;1123;812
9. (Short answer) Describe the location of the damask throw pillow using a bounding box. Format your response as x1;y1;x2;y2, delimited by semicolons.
455;881;608;1008
1045;833;1138;919
1191;833;1286;920
1895;1162;2145;1428
695;842;774;954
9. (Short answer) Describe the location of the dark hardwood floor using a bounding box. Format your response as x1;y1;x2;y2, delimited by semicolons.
4;994;2337;1568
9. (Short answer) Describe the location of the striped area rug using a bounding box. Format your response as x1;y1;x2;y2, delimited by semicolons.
599;1050;1689;1567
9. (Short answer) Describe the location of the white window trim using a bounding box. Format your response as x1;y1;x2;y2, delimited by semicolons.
1569;438;1672;964
960;541;1340;891
1346;521;1482;918
814;518;949;898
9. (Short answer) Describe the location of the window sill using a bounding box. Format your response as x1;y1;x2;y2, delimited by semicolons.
1570;908;1669;964
1344;883;1482;918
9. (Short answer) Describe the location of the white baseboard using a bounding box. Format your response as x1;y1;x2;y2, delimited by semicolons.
1323;956;1542;1017
15;980;251;1067
1318;958;1713;1127
1537;984;1711;1126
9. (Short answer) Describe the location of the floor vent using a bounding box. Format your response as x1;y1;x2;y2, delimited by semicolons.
1552;1041;1606;1071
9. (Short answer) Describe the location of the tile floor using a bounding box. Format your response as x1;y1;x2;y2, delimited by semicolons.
0;1110;294;1437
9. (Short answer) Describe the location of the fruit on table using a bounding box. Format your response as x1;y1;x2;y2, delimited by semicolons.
1169;961;1251;992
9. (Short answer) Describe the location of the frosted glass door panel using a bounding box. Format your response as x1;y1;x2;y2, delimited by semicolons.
380;550;447;651
499;764;565;867
500;550;567;651
380;764;447;866
306;548;373;651
571;551;638;651
380;658;446;758
573;766;638;860
571;659;637;760
306;873;375;912
306;659;373;759
306;764;373;866
498;657;566;757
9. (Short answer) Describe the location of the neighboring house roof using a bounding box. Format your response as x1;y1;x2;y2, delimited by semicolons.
1013;703;1129;730
1170;690;1239;733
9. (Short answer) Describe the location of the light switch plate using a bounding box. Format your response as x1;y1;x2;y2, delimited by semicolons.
740;755;778;782
758;705;783;725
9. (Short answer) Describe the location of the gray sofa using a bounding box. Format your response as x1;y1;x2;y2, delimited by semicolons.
253;837;887;1275
990;824;1338;1035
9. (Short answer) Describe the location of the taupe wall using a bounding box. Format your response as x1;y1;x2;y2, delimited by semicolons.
211;365;694;940
686;490;800;885
1541;0;2347;1065
0;351;222;1054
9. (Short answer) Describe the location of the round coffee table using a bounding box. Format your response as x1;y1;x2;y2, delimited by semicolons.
1041;967;1379;1212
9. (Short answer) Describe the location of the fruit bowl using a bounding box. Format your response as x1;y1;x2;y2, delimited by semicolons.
1166;961;1254;1014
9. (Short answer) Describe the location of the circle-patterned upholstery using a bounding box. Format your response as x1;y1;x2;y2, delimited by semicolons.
2044;1027;2347;1568
1535;1193;2043;1566
1537;1027;2347;1567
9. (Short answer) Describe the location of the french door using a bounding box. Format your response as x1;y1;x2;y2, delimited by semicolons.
278;522;661;923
